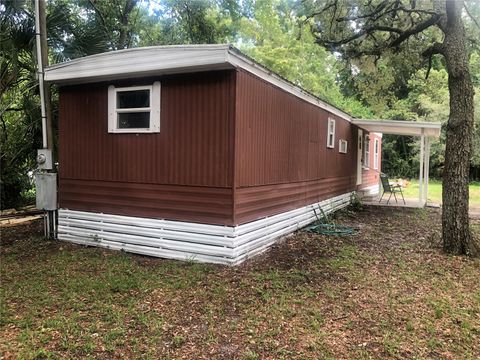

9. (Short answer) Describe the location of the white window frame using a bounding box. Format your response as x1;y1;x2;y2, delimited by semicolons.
364;135;370;168
327;118;336;148
373;138;379;170
108;81;161;133
339;139;348;153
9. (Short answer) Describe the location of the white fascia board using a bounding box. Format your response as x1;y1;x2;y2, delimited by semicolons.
44;46;233;84
353;118;441;129
47;44;230;70
47;64;233;85
226;50;353;123
352;119;441;138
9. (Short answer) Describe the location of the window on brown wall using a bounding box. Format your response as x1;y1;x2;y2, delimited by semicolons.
327;118;335;148
108;82;161;133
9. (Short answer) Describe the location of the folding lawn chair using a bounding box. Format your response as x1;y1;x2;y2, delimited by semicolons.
379;174;406;204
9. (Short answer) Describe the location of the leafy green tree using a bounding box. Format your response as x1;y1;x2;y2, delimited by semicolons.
1;1;46;208
235;0;372;117
138;0;241;46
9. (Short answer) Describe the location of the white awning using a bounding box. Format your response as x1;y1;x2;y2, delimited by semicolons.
352;119;441;137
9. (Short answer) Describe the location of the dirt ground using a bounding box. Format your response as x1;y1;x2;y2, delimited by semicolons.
1;206;479;359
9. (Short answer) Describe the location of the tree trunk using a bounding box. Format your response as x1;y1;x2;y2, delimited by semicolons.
441;1;478;256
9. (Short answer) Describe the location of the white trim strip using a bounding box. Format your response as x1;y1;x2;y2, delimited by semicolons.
46;45;232;72
352;119;441;138
58;192;354;265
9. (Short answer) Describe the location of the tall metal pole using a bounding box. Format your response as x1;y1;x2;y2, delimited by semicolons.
35;0;48;149
35;0;56;239
39;0;54;151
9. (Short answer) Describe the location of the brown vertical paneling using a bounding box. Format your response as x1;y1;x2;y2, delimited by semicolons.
59;70;236;225
233;69;359;225
230;72;238;225
59;71;234;187
59;179;233;225
235;69;358;187
235;176;356;224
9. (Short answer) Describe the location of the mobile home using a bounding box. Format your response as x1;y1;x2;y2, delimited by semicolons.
45;45;384;265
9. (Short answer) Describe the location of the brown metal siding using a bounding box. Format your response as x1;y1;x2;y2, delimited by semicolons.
59;70;236;225
59;179;232;224
236;176;356;224
234;70;357;225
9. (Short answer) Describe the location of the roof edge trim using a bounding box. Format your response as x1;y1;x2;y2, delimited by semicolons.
352;119;442;138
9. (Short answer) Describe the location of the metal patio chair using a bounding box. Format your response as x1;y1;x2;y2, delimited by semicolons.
379;174;406;204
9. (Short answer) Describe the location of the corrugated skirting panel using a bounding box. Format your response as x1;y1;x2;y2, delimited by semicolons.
58;192;354;265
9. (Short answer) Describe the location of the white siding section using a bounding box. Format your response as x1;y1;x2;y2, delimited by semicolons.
58;192;354;265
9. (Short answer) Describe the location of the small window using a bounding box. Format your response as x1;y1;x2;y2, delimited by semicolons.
339;139;348;153
364;135;370;168
327;118;335;148
108;82;160;133
373;138;379;169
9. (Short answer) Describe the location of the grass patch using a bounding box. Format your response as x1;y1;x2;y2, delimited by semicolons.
401;179;480;206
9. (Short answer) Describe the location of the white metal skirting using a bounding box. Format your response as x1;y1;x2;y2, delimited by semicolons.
57;192;354;265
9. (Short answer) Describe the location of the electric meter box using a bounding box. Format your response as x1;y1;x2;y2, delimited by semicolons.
35;173;57;210
37;149;53;170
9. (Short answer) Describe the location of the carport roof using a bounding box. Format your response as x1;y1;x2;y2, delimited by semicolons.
352;119;441;137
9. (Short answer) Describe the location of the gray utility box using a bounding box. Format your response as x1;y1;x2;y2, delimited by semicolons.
35;173;57;210
37;149;53;170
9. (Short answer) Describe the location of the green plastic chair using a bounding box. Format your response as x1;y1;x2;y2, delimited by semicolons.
379;174;406;204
